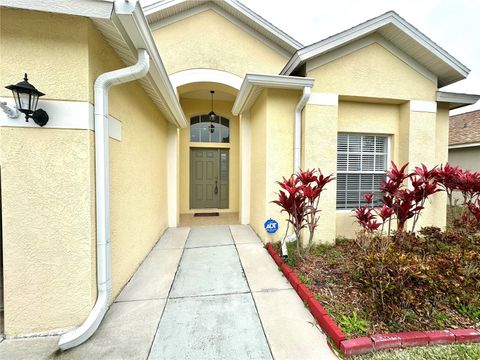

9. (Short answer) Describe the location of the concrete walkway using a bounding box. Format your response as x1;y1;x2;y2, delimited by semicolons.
0;225;337;360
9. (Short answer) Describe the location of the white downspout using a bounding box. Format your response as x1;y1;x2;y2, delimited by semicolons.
282;86;311;257
294;86;311;172
58;49;150;350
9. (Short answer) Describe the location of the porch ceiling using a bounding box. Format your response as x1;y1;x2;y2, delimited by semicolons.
178;83;238;102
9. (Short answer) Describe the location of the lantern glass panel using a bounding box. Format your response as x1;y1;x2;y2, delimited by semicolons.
18;92;32;112
31;93;40;111
12;91;21;109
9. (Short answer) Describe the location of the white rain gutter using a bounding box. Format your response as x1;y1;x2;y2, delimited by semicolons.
293;86;311;171
58;49;150;350
282;86;311;256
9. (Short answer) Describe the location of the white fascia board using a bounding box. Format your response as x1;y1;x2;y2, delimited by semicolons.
225;0;302;50
113;0;187;128
144;0;187;15
232;74;314;115
0;0;113;18
436;91;480;110
449;142;480;150
281;11;470;79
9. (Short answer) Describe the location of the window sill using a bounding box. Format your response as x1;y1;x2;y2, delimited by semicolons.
189;142;231;148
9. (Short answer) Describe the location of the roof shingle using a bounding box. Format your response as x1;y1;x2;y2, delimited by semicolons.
449;110;480;145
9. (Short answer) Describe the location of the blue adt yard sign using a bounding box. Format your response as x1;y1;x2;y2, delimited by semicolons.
264;219;279;234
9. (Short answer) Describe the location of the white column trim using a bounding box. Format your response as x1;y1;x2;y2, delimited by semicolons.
0;98;122;141
167;124;179;227
240;111;251;225
169;69;243;91
308;92;339;106
410;100;437;113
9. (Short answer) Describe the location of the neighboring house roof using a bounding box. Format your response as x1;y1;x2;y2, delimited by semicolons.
280;11;470;88
449;110;480;148
143;0;303;56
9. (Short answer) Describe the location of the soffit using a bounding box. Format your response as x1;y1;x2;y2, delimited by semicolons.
93;17;174;122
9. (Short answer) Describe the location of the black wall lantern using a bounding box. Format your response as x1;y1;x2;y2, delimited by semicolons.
5;73;49;127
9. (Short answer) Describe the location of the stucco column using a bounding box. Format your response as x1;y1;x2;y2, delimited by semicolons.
303;93;339;244
264;89;297;242
240;112;251;225
400;100;446;229
167;123;179;227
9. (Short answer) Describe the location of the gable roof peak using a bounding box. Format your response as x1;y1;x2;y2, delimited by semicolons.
144;0;302;55
281;10;470;87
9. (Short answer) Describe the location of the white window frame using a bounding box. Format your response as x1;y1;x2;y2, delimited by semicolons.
336;133;391;211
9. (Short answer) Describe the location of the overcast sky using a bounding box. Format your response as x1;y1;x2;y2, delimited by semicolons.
143;0;479;114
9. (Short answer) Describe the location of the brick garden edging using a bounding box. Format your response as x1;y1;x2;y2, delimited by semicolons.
265;243;480;357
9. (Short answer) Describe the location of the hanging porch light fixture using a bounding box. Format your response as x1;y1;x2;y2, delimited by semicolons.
5;73;49;127
208;90;216;133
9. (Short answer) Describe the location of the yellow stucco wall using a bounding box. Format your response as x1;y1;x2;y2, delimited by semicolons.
87;23;170;300
178;97;239;214
151;9;289;77
0;128;95;335
434;104;450;223
247;89;299;242
303;103;338;243
0;7;89;101
0;10;170;336
303;41;446;240
264;89;299;242
307;43;437;101
0;9;95;336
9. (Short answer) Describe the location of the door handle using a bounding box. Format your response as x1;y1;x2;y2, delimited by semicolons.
214;180;218;195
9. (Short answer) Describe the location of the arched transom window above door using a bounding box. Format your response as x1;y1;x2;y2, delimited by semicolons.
190;115;230;143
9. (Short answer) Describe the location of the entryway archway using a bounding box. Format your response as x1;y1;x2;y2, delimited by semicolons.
174;80;240;226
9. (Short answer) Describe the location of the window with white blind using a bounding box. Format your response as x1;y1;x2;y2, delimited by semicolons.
336;134;388;209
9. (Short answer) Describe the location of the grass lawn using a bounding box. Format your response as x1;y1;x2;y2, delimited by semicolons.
353;343;480;360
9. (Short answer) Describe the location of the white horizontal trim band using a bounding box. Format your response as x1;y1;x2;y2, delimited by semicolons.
410;100;437;113
0;98;122;141
449;142;480;149
308;92;338;106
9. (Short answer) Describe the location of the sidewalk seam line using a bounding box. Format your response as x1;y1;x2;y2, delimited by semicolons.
144;227;191;360
230;225;275;360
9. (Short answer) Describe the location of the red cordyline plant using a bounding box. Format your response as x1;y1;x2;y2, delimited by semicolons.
353;162;442;235
273;168;334;255
435;163;480;226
